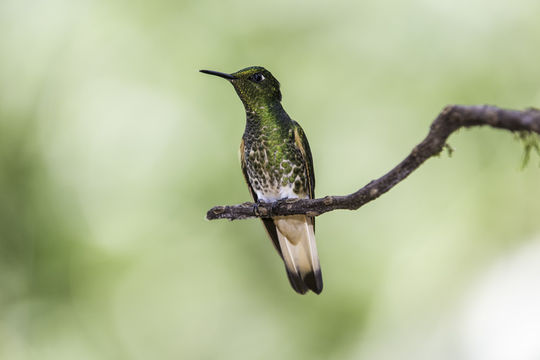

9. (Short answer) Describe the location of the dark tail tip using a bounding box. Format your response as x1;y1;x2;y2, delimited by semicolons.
284;267;323;295
286;270;308;295
304;270;323;295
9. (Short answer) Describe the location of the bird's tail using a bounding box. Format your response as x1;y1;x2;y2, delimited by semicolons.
274;215;323;294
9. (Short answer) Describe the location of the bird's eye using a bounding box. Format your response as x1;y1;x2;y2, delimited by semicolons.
251;73;265;82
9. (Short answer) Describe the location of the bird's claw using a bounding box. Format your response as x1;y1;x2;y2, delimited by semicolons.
254;200;269;217
253;200;280;217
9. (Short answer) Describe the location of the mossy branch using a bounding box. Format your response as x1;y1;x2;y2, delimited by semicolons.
206;105;540;221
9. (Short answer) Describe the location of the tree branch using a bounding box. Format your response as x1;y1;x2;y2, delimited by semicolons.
206;105;540;221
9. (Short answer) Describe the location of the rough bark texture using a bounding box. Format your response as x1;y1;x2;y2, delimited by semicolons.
206;105;540;221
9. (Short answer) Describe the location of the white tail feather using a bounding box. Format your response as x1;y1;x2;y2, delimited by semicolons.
274;215;322;294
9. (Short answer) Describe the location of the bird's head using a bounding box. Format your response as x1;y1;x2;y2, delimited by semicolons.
200;66;282;111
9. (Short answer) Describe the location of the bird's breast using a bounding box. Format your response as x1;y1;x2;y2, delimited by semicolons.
244;139;308;202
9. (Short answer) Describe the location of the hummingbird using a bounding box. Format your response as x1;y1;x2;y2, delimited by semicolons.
200;66;323;294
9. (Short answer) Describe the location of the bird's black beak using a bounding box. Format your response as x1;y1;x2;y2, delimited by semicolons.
200;70;237;80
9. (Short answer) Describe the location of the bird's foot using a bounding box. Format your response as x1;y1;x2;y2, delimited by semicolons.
254;200;270;217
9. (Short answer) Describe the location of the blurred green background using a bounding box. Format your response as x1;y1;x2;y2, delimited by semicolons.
1;0;540;359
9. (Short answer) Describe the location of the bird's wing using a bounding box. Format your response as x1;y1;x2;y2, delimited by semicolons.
292;121;316;231
292;121;315;199
240;139;283;258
